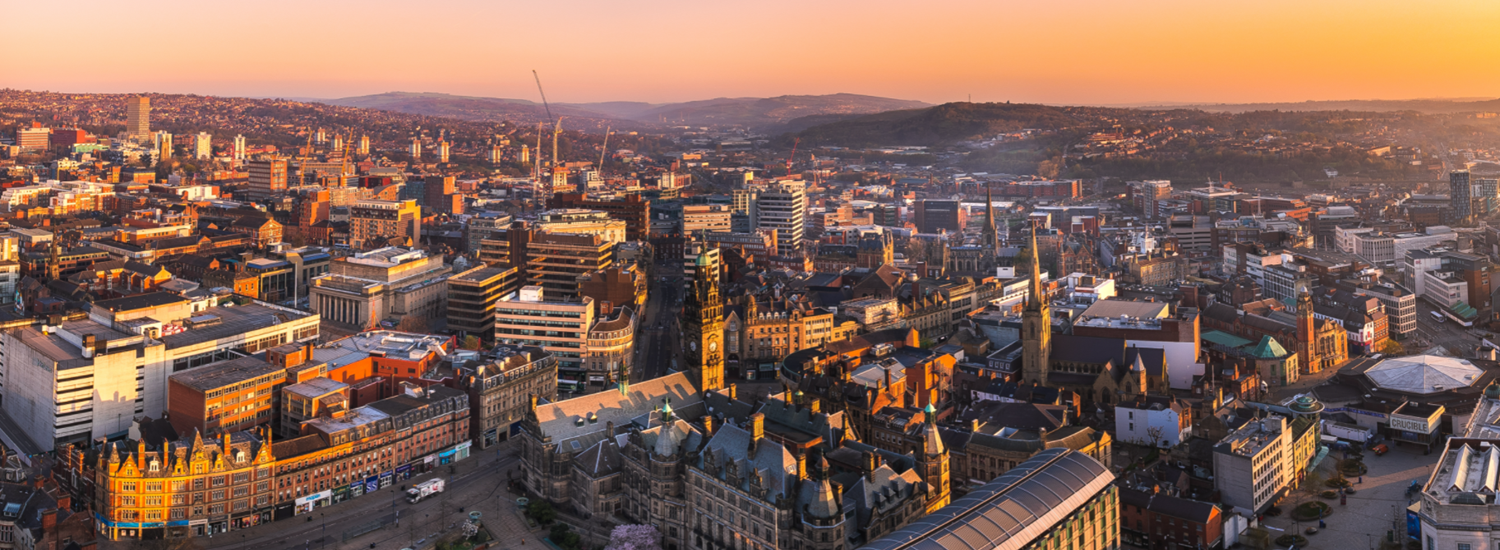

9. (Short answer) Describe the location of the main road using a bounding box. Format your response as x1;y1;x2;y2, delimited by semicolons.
174;442;525;550
633;261;683;383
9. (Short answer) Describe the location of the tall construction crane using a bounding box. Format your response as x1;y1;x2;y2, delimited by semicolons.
552;116;565;168
786;137;800;177
598;126;612;175
532;70;565;169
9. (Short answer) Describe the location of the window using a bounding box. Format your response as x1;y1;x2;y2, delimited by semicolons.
1459;545;1471;550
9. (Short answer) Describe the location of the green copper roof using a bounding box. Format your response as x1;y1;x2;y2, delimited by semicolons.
1202;330;1253;349
1247;336;1289;359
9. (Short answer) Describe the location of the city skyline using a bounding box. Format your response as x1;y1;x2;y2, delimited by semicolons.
5;0;1500;106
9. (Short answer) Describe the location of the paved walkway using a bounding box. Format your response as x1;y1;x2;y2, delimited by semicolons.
1261;442;1437;549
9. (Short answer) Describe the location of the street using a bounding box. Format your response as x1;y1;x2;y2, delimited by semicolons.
633;263;682;383
1412;299;1487;355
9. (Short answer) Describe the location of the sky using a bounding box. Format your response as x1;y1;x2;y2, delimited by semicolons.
5;0;1500;106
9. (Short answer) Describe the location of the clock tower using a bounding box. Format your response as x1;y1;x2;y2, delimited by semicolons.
684;250;725;391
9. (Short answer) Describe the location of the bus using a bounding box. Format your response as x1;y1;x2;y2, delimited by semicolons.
1432;311;1445;323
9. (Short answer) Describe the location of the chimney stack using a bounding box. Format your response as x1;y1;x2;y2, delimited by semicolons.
808;399;820;414
749;413;765;442
701;415;714;436
864;451;881;481
796;451;807;479
726;384;737;401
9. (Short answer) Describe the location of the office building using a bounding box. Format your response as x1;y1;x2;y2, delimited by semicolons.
308;247;450;332
1131;180;1172;218
682;204;732;233
466;212;512;254
348;199;421;250
126;96;150;139
751;181;807;253
246;157;289;201
422;175;462;215
525;231;613;300
454;345;556;447
166;356;284;436
914;200;961;233
547;193;650;241
409;138;421;160
584;306;636;390
14;124;50;152
495;286;594;390
536;209;627;244
0;292;319;452
1212;414;1314;515
446;265;521;344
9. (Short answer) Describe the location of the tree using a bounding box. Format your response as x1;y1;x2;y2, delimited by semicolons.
461;335;482;350
606;525;662;550
550;523;583;550
395;314;430;333
1144;425;1166;448
525;499;556;525
1377;339;1404;355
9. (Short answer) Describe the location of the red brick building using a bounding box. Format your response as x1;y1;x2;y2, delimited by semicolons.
1119;487;1223;550
167;356;285;436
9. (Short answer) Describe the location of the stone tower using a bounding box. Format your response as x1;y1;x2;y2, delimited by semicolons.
684;249;725;391
917;404;951;513
1295;287;1316;373
1021;226;1052;384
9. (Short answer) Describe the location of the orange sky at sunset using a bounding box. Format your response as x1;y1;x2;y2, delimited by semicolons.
5;0;1499;105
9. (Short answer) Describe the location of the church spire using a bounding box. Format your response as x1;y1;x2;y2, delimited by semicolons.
982;181;998;251
1026;224;1043;308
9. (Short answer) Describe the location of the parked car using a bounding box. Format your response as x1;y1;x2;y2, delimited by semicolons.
1370;443;1390;456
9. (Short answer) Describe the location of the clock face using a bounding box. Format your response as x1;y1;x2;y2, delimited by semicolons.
690;342;698;351
709;341;718;352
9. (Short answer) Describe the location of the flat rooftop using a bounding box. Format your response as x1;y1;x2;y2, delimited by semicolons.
159;303;314;349
1080;299;1169;320
452;266;512;283
1215;416;1287;458
170;356;279;392
313;330;450;367
285;377;349;399
93;292;190;312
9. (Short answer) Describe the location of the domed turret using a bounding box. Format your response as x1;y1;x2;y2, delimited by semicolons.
1485;380;1500;399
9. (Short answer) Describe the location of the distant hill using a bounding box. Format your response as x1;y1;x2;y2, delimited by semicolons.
791;102;1081;146
623;94;930;129
1145;98;1500;114
317;92;929;130
320;92;620;128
